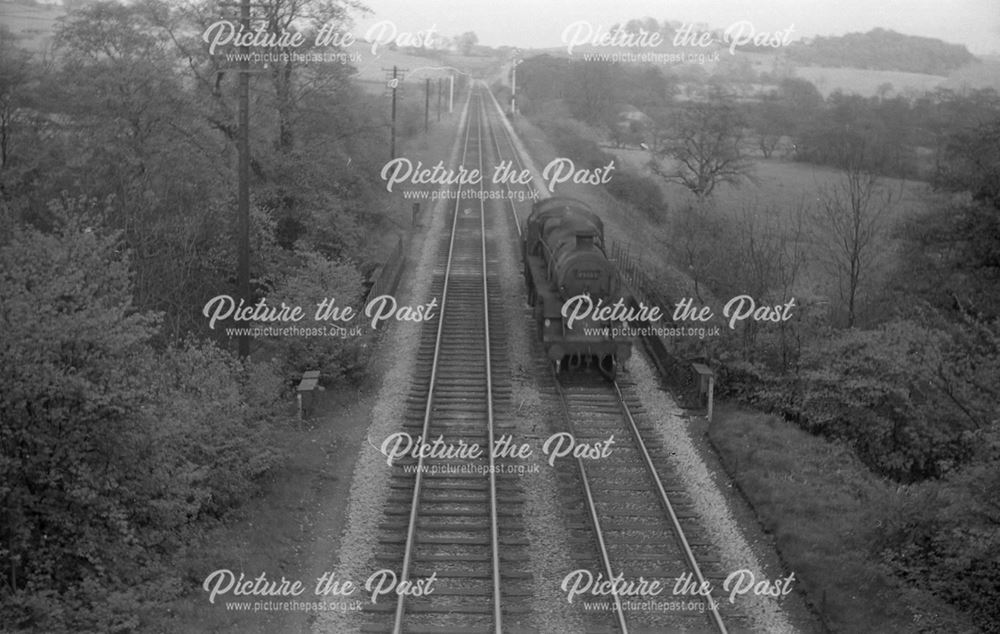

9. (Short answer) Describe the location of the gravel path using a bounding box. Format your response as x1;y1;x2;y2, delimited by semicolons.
490;190;586;633
629;354;799;634
310;93;471;634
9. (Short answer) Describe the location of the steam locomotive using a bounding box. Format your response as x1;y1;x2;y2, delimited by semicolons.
522;197;632;376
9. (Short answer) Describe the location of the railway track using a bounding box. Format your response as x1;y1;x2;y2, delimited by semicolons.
365;83;755;633
479;81;742;632
477;80;742;632
481;91;538;241
363;89;532;633
543;367;747;633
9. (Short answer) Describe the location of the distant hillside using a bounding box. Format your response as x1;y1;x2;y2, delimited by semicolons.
787;28;976;75
0;1;63;52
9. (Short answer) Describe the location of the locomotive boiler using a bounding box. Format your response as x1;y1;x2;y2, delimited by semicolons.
522;197;632;375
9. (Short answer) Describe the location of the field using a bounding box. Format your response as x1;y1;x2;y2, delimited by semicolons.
604;145;933;302
721;49;999;96
792;65;948;97
0;1;62;51
940;57;1000;91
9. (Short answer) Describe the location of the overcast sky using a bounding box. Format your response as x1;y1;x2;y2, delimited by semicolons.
350;0;1000;55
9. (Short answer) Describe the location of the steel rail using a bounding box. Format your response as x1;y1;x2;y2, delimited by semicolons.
482;85;547;201
612;380;728;634
391;90;481;634
391;88;504;634
480;97;528;240
474;92;505;634
550;369;631;634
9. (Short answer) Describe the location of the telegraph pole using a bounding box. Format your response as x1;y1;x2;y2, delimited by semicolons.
390;66;397;159
510;57;523;117
424;78;430;133
384;66;406;160
237;0;250;358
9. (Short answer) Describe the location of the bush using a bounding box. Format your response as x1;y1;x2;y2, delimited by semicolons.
874;458;1000;632
605;170;667;222
0;219;281;632
719;320;985;482
533;115;613;171
533;114;667;222
267;250;370;384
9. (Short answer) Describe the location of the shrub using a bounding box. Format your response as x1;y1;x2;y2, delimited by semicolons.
533;115;667;222
0;218;281;632
533;115;613;171
719;320;986;482
267;250;370;384
874;458;1000;632
605;170;667;222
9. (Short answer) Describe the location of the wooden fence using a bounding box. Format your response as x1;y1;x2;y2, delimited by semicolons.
366;236;406;315
609;240;709;410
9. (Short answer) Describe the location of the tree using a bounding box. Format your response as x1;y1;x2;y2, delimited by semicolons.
812;156;897;328
899;115;1000;319
777;76;822;135
565;60;618;123
935;117;1000;210
51;1;239;336
456;31;478;55
648;90;753;199
729;203;807;364
0;210;281;630
750;96;791;158
255;0;363;152
0;27;33;170
0;210;158;629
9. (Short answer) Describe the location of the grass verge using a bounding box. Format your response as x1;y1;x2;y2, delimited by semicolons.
707;402;978;634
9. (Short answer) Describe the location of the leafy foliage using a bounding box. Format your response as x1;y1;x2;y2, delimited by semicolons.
0;0;396;628
267;250;369;383
531;113;666;220
787;28;976;75
722;315;998;482
874;457;1000;632
604;170;666;222
0;219;282;631
648;90;753;199
514;54;676;122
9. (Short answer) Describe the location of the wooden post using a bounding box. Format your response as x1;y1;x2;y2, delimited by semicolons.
389;66;399;160
236;0;250;359
707;375;715;423
424;78;430;133
691;362;715;419
297;370;321;420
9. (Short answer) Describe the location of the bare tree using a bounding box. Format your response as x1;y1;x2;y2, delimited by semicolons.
0;27;32;169
813;162;897;328
735;203;808;364
750;97;790;159
648;90;753;200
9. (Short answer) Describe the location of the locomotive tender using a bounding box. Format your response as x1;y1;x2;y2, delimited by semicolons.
522;197;632;375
